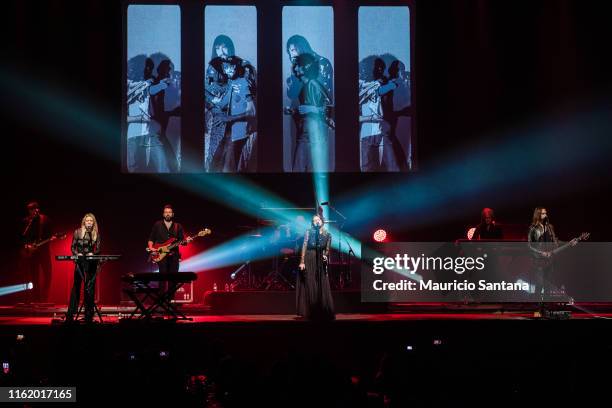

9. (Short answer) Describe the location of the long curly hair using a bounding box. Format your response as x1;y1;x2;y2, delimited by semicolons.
79;213;99;241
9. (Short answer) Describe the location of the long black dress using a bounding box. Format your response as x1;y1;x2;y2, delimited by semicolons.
296;227;335;320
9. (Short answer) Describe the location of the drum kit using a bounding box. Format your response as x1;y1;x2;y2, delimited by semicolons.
229;220;302;290
230;205;354;290
230;207;353;290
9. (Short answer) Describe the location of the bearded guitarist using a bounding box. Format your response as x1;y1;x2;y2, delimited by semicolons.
21;201;53;303
147;205;188;278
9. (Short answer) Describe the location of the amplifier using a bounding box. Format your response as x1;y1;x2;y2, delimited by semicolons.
171;281;194;303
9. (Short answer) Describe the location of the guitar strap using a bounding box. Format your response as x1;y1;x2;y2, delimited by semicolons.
173;223;181;260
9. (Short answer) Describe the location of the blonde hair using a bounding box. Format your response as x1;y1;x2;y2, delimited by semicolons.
79;213;99;241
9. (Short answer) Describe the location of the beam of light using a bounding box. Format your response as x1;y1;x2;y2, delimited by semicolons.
313;172;329;220
0;283;33;297
309;120;330;220
0;67;118;161
164;174;313;225
182;223;364;272
180;227;278;272
334;106;612;234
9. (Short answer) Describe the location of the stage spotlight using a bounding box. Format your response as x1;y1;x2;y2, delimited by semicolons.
373;229;387;242
27;282;33;290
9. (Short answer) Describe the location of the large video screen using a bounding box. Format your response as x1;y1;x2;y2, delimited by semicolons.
125;5;181;173
205;6;258;173
359;6;412;172
123;4;413;174
282;6;335;173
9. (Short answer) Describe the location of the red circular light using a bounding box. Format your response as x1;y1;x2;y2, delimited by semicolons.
373;229;387;242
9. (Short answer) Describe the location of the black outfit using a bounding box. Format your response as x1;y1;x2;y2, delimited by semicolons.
292;79;332;172
149;220;185;275
297;227;334;320
66;229;101;322
21;214;52;302
473;223;503;240
528;223;558;301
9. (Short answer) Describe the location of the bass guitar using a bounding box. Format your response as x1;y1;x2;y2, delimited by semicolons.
147;228;211;263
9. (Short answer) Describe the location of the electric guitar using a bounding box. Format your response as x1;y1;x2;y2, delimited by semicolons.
22;232;67;257
533;232;590;267
147;228;211;263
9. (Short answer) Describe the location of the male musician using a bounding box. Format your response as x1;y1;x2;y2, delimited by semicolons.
473;208;503;240
148;205;185;276
21;201;52;303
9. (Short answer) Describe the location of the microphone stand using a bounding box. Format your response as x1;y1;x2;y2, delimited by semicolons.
322;202;351;288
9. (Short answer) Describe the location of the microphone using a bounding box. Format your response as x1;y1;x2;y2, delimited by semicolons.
320;202;329;206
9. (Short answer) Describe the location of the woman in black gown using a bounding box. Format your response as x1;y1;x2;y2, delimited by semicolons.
297;214;335;320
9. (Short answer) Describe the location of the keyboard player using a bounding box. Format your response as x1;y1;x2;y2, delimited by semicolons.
66;213;101;323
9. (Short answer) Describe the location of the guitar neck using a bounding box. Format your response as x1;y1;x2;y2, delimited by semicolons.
552;236;584;256
551;242;572;256
167;236;191;250
33;238;52;248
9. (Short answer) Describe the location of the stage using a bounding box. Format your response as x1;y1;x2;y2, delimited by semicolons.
1;303;610;406
5;0;612;405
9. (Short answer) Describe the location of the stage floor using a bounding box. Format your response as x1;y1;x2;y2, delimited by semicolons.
2;304;611;406
1;302;612;326
0;313;536;326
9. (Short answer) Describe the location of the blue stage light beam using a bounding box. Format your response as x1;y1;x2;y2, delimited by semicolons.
309;121;330;220
166;174;313;225
335;107;612;233
313;172;329;220
180;227;279;272
0;283;33;297
0;68;118;161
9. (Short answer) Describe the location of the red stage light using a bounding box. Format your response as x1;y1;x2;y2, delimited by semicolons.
373;229;387;242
